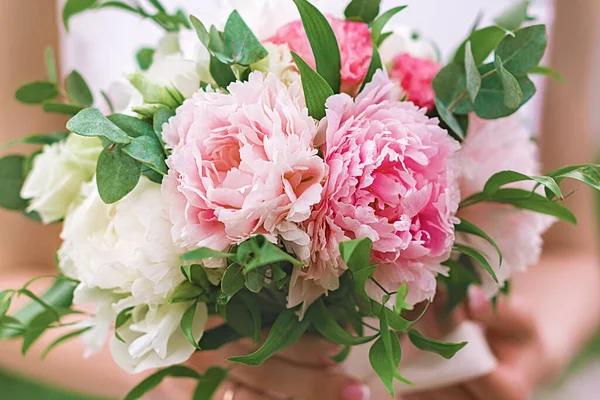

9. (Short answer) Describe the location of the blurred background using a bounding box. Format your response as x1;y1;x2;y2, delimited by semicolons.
1;0;599;399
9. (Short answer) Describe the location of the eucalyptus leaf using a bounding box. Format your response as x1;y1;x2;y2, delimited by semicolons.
210;56;236;89
465;42;481;102
107;114;155;139
122;136;168;175
66;71;94;107
15;82;59;105
293;0;342;93
245;269;265;293
496;25;547;76
494;0;531;31
96;145;141;204
221;265;245;296
291;52;334;121
453;26;506;65
344;0;381;24
494;55;523;109
0;132;69;151
190;15;210;48
68;108;132;144
224;11;268;66
228;310;310;366
408;329;467;359
43;102;85;116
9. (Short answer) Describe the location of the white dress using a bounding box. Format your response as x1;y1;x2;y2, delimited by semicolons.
57;0;555;394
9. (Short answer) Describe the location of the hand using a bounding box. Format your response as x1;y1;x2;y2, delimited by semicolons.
158;318;371;400
403;286;548;400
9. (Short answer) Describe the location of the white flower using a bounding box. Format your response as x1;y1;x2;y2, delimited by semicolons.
251;43;300;85
379;27;439;67
59;178;208;370
20;135;102;224
110;302;208;374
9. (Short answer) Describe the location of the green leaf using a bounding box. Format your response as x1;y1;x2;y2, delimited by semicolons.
0;155;27;211
329;345;352;363
199;324;242;350
494;0;531;31
224;11;268;66
122;136;167;175
530;65;564;82
454;243;498;283
547;165;600;192
239;292;262;342
114;306;133;342
339;238;375;300
190;15;210;48
96;145;141;204
169;282;205;304
496;25;547;76
136;48;156;71
236;235;302;273
153;107;175;143
67;108;132;144
371;302;413;332
228;310;310;366
435;99;465;140
465;42;481;102
293;0;342;93
221;265;245;296
484;170;562;199
63;0;99;31
208;26;232;64
371;6;407;44
360;46;382;93
344;0;381;24
454;26;506;65
124;366;201;400
473;63;535;119
308;299;376;345
42;102;85;116
181;247;233;263
66;71;94;107
408;329;467;359
193;367;228;400
21;309;57;355
15;82;59;105
291;52;334;121
181;265;211;291
181;302;202;349
439;259;481;314
107;114;154;139
244;269;265;293
41;327;91;359
209;56;237;89
455;218;502;265
494;55;523;109
462;188;577;224
0;291;13;321
128;72;184;109
369;334;401;396
45;48;58;84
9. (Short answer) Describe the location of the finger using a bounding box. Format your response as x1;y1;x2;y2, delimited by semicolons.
464;367;533;400
466;287;536;337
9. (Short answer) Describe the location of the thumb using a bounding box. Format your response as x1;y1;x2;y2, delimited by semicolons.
466;286;536;337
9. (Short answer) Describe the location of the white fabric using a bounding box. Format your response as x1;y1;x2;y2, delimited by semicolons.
57;0;553;393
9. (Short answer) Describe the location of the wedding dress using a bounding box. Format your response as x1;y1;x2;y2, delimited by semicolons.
57;0;554;394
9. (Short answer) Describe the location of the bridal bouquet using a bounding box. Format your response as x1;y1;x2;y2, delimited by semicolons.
1;0;598;398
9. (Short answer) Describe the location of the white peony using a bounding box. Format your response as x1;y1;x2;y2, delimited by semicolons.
250;43;300;85
59;178;207;372
20;135;102;224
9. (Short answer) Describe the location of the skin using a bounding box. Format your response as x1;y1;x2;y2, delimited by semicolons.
0;0;599;399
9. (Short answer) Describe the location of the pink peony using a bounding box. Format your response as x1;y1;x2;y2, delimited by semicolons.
457;115;555;297
289;71;461;309
268;16;373;94
389;53;440;111
162;72;327;252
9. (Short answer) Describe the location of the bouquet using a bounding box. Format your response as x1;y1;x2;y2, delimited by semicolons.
1;0;598;398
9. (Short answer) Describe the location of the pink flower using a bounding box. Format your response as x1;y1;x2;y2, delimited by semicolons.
162;72;327;252
457;115;555;297
389;53;440;111
289;71;460;309
268;16;373;94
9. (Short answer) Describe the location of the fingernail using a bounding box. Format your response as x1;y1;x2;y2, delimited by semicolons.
342;382;370;400
468;285;487;313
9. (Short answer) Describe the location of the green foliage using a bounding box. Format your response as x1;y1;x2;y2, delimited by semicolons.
546;165;600;195
407;329;468;359
43;102;86;116
530;65;564;82
293;0;342;93
464;42;481;102
0;155;28;211
371;6;407;45
124;366;202;400
432;64;468;139
41;327;91;359
494;0;532;31
181;302;202;349
483;170;562;199
190;15;210;48
68;108;132;144
169;282;205;304
129;72;184;109
439;258;481;313
224;11;269;66
360;46;383;93
209;56;237;89
181;248;233;263
62;0;98;31
136;48;156;71
221;265;245;296
236;235;303;273
496;25;547;76
192;367;229;400
455;218;502;264
369;307;402;396
122;136;167;175
15;82;59;105
45;47;58;84
96;145;142;204
329;345;352;363
344;0;381;24
339;238;376;301
453;26;506;65
307;299;377;345
199;324;242;350
66;71;94;107
454;243;498;283
228;310;310;366
494;55;523;109
291;52;334;120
